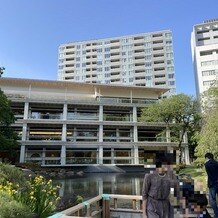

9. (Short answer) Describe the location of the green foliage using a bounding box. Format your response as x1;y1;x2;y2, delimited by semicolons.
0;190;32;218
140;94;201;163
195;84;218;165
0;163;60;218
17;176;60;218
0;163;27;188
76;195;83;204
0;89;19;155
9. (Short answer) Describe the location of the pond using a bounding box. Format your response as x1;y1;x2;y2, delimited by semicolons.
54;173;145;201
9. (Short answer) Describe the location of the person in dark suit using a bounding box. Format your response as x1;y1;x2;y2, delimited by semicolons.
205;153;218;218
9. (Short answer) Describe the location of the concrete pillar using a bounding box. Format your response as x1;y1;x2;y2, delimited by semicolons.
62;124;67;141
133;125;138;142
42;147;46;165
63;103;68;120
166;127;171;142
133;145;139;164
61;145;66;165
22;124;27;140
99;125;103;142
19;145;25;163
116;127;119;142
99;105;103;121
98;146;103;164
24;102;29;119
183;131;188;143
133;106;137;122
111;148;115;164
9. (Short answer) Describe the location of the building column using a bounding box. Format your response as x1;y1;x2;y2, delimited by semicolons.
42;147;46;165
116;127;119;142
166;127;171;142
133;106;137;122
63;103;68;120
98;146;103;164
133;145;139;164
62;124;67;141
61;145;66;166
22;124;27;141
99;125;103;142
99;105;103;121
24;102;29;119
19;145;25;163
111;148;115;164
133;125;138;142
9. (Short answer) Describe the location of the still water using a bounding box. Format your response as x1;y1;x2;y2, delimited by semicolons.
55;173;145;200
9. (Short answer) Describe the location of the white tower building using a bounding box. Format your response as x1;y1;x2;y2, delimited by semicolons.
191;19;218;98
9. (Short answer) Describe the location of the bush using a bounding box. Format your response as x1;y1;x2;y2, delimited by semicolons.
0;191;32;218
18;175;60;218
0;163;27;188
175;163;186;173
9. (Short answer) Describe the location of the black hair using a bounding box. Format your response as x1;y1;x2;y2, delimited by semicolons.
205;153;214;160
189;193;208;207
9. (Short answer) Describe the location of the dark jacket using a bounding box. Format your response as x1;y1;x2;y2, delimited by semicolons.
205;159;218;188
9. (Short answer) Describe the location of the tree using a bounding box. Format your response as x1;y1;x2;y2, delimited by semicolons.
0;88;19;161
194;83;218;165
140;94;201;163
0;67;5;77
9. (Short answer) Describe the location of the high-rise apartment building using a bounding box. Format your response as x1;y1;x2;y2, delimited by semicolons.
58;30;176;96
191;19;218;98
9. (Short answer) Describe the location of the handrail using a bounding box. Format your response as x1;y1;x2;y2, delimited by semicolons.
52;194;143;218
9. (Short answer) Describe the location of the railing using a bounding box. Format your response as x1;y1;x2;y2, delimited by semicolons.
29;114;63;120
51;194;143;218
103;115;132;121
66;157;97;164
67;114;99;121
138;136;167;142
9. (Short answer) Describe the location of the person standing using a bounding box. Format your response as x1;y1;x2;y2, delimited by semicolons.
205;153;218;218
142;158;179;218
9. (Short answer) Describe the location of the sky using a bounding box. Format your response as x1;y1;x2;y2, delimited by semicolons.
0;0;218;96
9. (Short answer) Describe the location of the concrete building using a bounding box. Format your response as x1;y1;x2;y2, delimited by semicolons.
58;30;176;97
191;19;218;98
0;77;189;167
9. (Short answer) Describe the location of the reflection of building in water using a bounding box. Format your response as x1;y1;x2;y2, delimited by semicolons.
0;77;189;166
56;174;143;198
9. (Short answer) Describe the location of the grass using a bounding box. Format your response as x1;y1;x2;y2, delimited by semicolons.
179;164;208;193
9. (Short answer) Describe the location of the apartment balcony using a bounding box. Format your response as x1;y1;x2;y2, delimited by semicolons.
134;65;145;71
110;74;120;80
134;52;145;57
110;67;121;73
134;59;145;64
138;136;167;142
27;136;62;141
133;45;145;50
153;63;165;68
64;66;75;71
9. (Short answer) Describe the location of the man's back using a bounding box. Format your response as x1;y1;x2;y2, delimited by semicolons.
205;159;218;187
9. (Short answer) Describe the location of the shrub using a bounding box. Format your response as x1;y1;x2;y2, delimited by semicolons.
0;191;32;218
0;163;27;188
175;163;186;173
18;175;60;218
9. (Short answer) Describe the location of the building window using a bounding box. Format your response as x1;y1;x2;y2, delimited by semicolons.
168;73;174;79
202;70;216;76
76;64;80;68
168;81;175;86
105;54;110;58
201;60;218;66
203;80;216;86
76;57;80;61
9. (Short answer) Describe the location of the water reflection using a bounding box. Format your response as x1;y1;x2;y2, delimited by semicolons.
54;173;144;200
